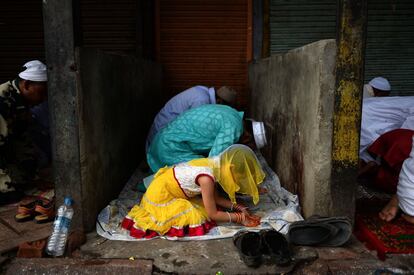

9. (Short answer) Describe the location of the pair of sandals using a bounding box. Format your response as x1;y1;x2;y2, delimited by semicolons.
15;198;55;223
288;216;352;247
233;229;291;268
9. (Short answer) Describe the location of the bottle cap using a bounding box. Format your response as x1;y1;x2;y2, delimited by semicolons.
64;197;73;206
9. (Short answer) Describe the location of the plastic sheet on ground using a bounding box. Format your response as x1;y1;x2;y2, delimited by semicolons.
96;152;302;241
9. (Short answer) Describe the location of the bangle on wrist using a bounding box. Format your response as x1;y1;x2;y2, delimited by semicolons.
235;212;242;224
235;204;247;212
226;211;232;223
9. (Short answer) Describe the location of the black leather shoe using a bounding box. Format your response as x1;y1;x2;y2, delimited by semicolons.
233;231;262;268
260;229;291;266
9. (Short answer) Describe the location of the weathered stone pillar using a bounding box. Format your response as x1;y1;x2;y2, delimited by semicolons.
330;0;367;219
43;0;84;230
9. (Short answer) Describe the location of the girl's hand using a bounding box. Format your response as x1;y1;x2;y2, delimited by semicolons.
246;213;261;223
235;212;261;227
233;203;261;224
233;203;249;214
242;214;261;227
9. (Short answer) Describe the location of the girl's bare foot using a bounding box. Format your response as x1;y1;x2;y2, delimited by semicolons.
379;195;399;222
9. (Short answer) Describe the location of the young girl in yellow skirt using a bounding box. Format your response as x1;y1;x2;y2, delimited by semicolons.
122;144;265;238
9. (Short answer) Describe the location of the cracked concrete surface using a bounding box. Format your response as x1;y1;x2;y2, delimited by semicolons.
79;233;414;274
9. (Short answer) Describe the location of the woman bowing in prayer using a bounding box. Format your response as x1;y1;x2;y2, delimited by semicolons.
122;144;264;238
147;104;244;173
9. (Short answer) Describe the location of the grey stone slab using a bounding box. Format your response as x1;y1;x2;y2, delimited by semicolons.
81;232;414;274
76;48;162;231
81;233;298;274
5;258;153;275
249;39;337;218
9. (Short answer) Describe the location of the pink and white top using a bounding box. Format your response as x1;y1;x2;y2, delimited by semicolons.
173;164;215;197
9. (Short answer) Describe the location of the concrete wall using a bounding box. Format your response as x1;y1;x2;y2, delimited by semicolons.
76;48;161;230
249;39;336;217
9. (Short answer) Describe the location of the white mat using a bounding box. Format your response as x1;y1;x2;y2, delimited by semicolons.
96;152;302;241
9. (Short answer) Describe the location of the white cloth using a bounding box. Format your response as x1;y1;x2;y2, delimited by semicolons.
145;85;216;151
397;136;414;216
369;77;391;91
359;96;414;162
401;115;414;130
18;60;47;82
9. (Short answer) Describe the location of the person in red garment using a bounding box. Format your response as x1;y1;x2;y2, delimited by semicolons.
359;129;414;224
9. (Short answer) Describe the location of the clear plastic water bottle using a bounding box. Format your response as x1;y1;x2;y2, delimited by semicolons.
46;197;74;256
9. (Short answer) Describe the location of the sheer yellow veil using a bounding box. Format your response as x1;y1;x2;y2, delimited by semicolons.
190;144;265;204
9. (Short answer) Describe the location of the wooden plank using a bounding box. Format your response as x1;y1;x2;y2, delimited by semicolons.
0;208;50;235
0;223;19;244
0;222;51;254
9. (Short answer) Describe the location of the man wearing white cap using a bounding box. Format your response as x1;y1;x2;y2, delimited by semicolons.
363;76;391;98
0;60;48;204
146;85;237;152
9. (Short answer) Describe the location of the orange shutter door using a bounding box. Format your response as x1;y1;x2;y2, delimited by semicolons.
156;0;252;107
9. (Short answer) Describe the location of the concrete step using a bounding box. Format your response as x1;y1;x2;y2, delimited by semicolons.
4;258;153;275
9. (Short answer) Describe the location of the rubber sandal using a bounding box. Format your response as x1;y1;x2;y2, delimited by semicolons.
288;221;338;246
233;230;262;268
307;215;352;246
34;199;55;224
15;200;38;222
260;229;291;266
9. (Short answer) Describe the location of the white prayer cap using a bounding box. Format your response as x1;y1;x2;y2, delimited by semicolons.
18;60;47;82
246;119;267;149
369;77;391;92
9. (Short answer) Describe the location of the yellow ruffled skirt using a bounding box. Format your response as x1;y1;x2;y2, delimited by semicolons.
121;167;216;238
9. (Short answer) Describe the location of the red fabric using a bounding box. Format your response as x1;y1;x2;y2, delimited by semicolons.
195;173;215;186
355;213;414;260
166;227;185;237
145;230;159;239
367;129;414;193
121;217;217;239
355;199;414;260
188;221;217;236
130;227;148;239
121;217;134;230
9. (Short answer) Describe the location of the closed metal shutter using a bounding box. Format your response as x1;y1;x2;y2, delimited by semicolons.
80;0;138;55
365;0;414;96
157;0;251;106
0;0;45;82
269;0;336;54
